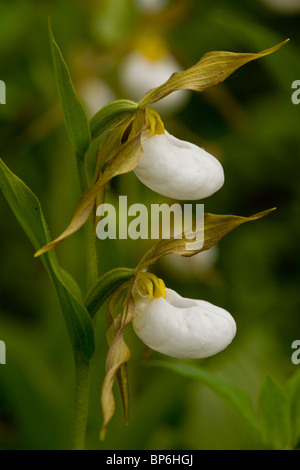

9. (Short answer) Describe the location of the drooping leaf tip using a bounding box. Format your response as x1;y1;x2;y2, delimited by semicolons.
258;207;277;217
34;249;43;258
48;16;53;37
100;427;106;441
34;244;52;258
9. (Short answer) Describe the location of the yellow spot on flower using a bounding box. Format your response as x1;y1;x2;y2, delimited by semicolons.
146;108;165;135
136;272;166;299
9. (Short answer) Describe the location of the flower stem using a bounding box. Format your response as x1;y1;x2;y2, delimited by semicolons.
71;152;98;450
71;358;91;450
76;153;98;291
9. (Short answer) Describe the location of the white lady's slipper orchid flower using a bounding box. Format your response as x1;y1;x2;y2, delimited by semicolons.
134;130;224;200
133;286;236;359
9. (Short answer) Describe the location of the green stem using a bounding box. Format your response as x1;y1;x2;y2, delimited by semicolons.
84;214;98;290
71;153;98;450
76;154;98;291
71;359;91;450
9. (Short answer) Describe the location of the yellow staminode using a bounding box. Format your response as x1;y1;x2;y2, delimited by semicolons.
136;272;166;299
146;108;165;135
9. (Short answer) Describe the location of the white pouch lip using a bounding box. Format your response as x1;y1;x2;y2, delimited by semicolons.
133;287;236;358
134;130;224;200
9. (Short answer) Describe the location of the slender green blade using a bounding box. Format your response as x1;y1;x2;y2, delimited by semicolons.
0;159;95;361
258;376;292;450
49;19;90;157
285;369;300;448
151;360;261;442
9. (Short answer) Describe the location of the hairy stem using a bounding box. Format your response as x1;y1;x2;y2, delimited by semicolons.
70;153;98;450
70;359;91;450
76;154;98;291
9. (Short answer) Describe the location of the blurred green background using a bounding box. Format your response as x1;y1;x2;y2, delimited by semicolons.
0;0;300;450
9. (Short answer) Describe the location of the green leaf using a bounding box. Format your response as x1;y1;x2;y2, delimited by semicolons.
258;376;292;450
49;18;91;157
85;267;134;317
90;100;138;141
285;369;300;448
137;208;276;271
0;159;95;362
151;360;261;441
60;266;83;303
138;40;288;108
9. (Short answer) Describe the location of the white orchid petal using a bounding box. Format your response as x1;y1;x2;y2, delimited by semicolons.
133;287;236;358
134;130;224;200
